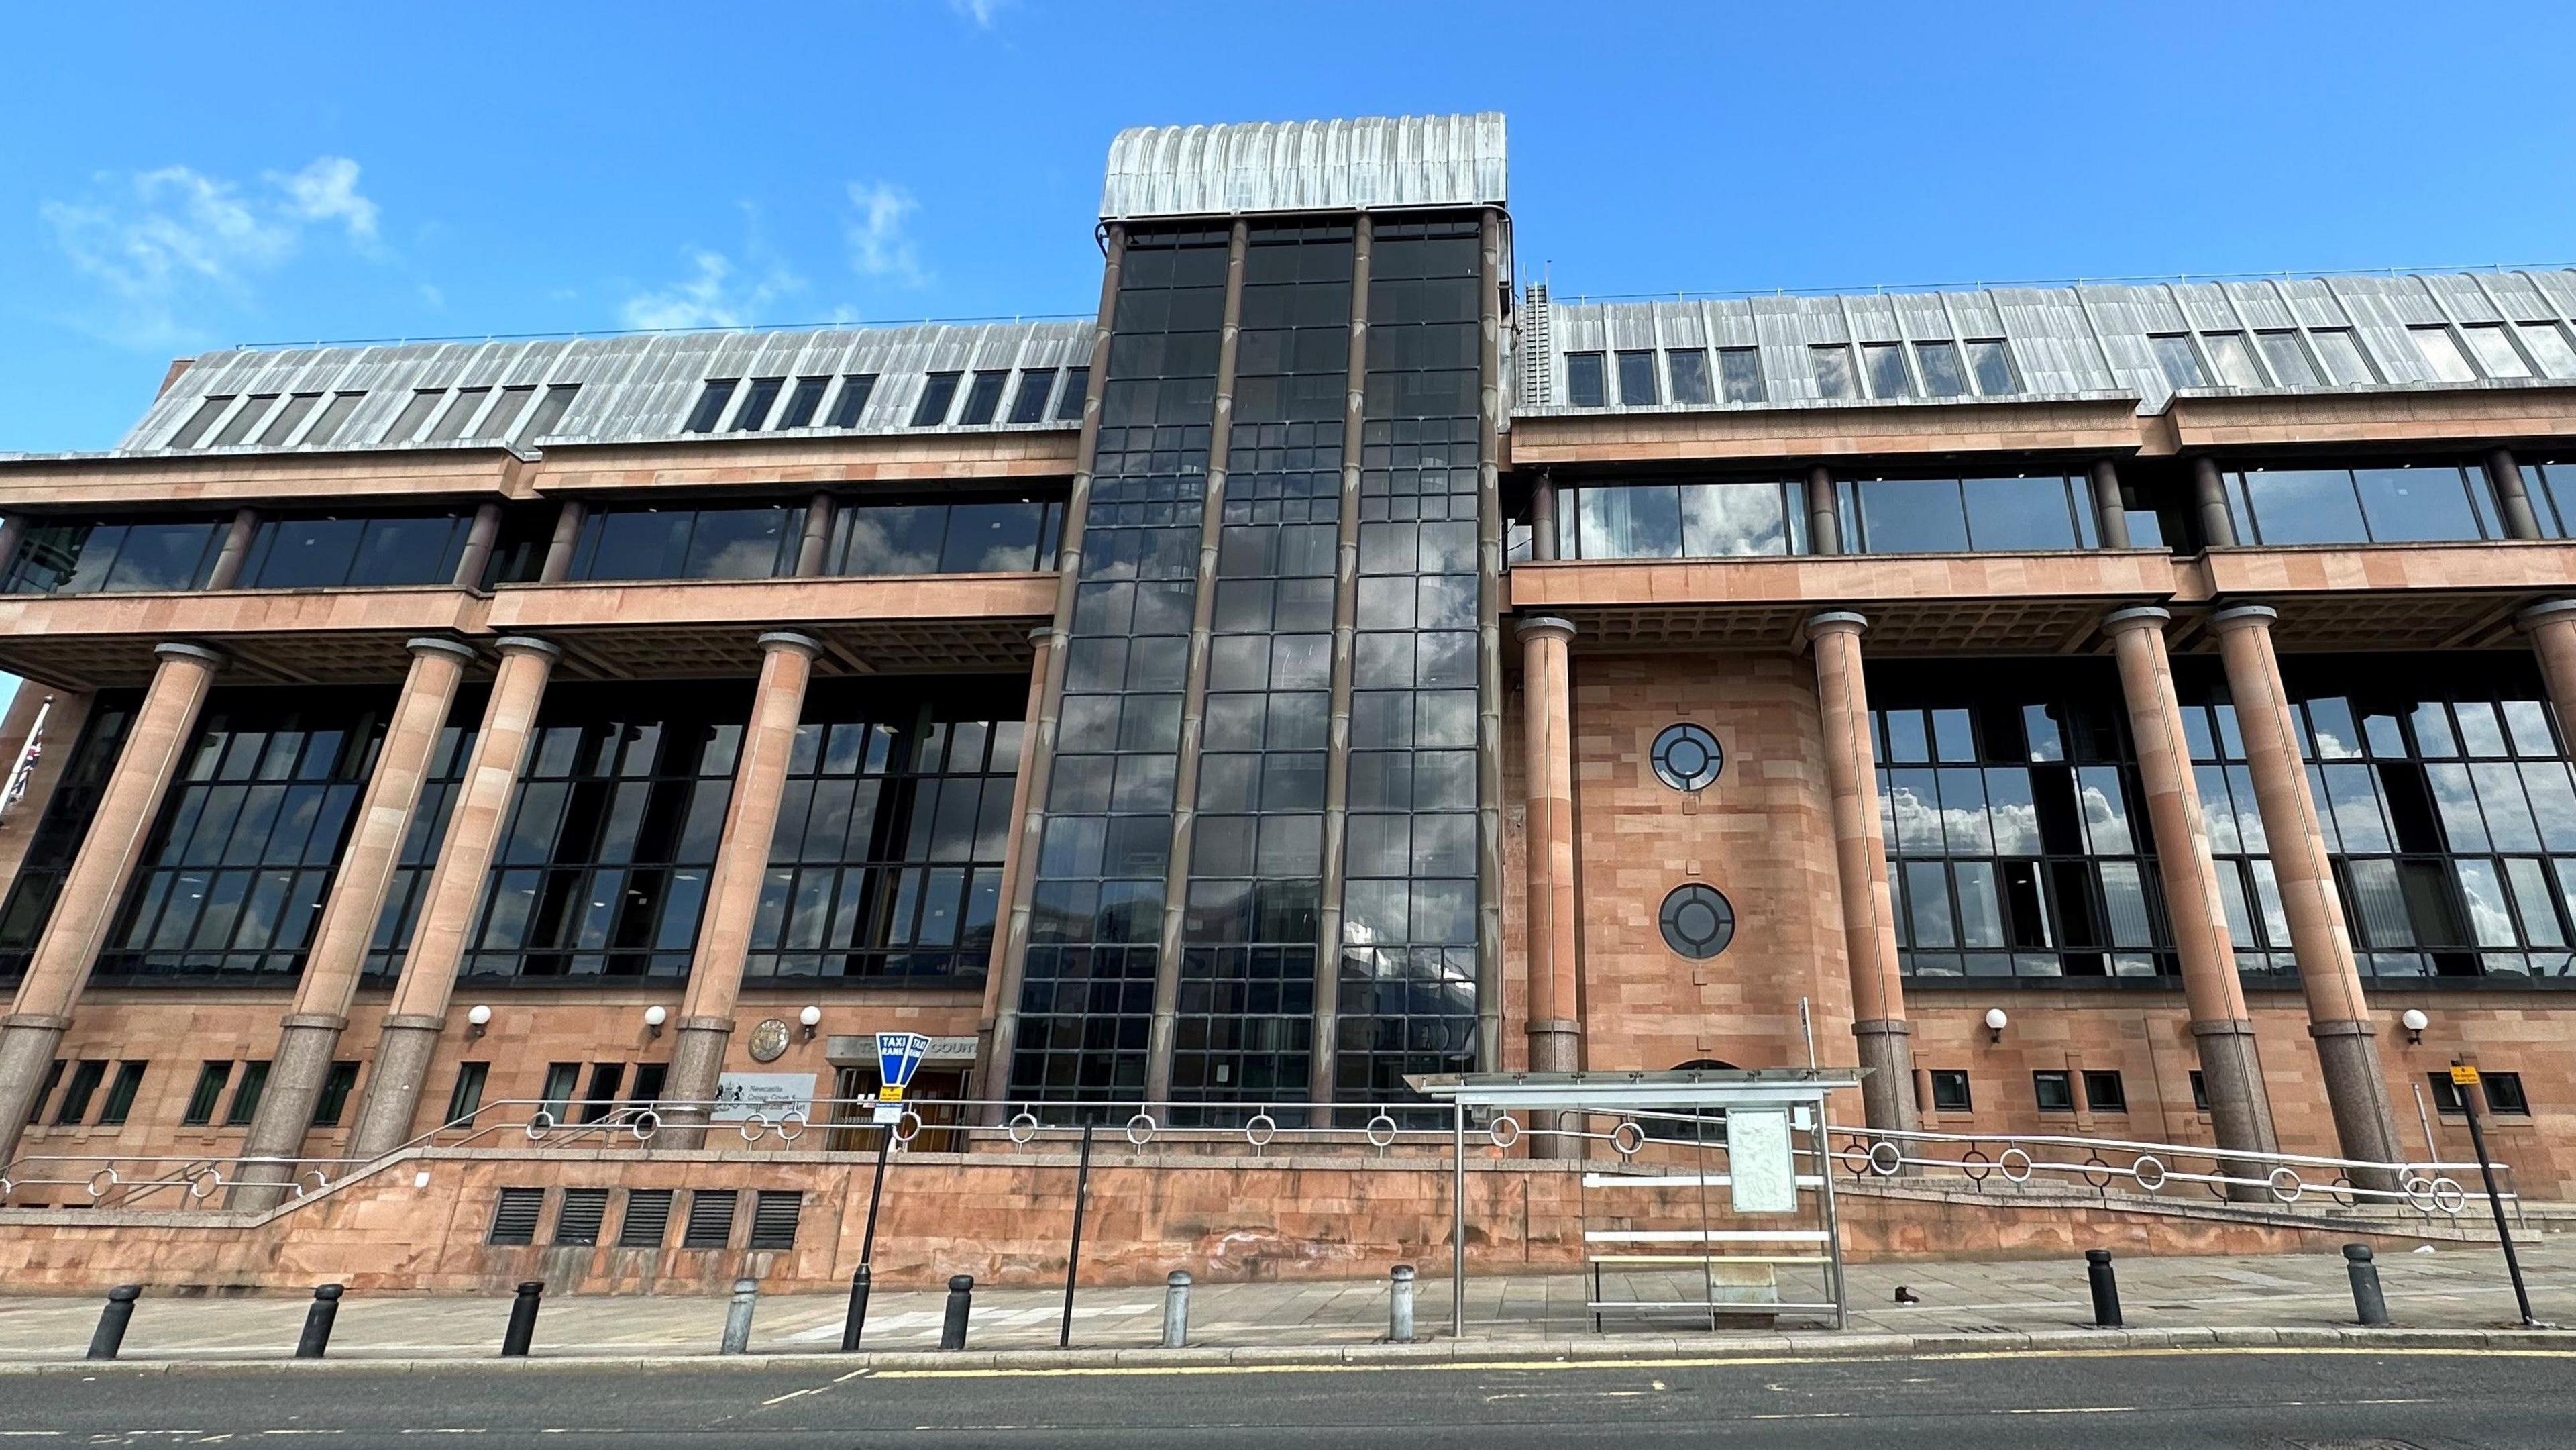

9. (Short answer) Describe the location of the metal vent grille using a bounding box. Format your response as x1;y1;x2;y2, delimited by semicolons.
617;1189;674;1249
488;1187;544;1246
682;1189;738;1249
749;1191;803;1251
554;1188;609;1247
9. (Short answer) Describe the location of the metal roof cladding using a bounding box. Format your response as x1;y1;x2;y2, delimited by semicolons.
1523;269;2576;417
103;319;1092;458
1099;113;1508;221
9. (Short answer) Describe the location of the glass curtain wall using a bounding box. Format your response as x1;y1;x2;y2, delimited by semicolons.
361;701;482;980
2222;464;2504;546
1837;474;2101;554
1872;662;2176;981
0;693;140;982
1169;221;1349;1108
1562;480;1805;558
1336;217;1487;1099
1009;226;1228;1102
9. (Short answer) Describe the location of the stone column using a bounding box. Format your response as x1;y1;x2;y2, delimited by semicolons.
2191;458;2239;548
973;627;1057;1108
1804;466;1840;554
205;507;260;590
1803;611;1917;1135
1517;617;1582;1157
1529;473;1559;561
0;516;25;577
2089;461;2134;550
2210;605;2404;1187
0;642;225;1170
451;503;503;590
2486;447;2544;540
344;636;561;1159
658;631;820;1147
795;493;835;576
2101;607;2279;1190
2520;601;2576;730
537;501;586;584
232;637;477;1208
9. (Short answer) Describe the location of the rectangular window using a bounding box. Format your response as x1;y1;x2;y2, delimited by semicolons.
2149;335;2208;389
470;386;536;442
2033;1070;2074;1111
684;380;738;434
2189;1070;2210;1112
310;1061;360;1127
2412;326;2479;382
2200;332;2266;388
2310;329;2376;384
958;370;1010;425
539;1063;580;1122
618;1188;675;1247
555;1187;610;1246
1564;352;1606;407
630;1062;668;1104
97;1062;146;1127
382;389;447;444
1615;350;1659;406
1929;1069;1972;1112
2461;324;2531;379
1717;347;1765;403
682;1188;738;1249
166;396;235;449
213;395;279;448
728;377;784;432
515;384;578;446
749;1190;804;1250
223;1060;270;1126
423;388;488;443
909;372;962;427
303;392;368;446
51;1059;107;1125
2485;1071;2530;1115
2082;1069;2127;1112
445;1061;489;1128
1861;342;1911;398
181;1061;232;1126
1054;366;1089;420
777;376;830;430
488;1186;544;1246
256;393;323;446
25;1060;62;1123
1811;344;1856;399
2255;331;2320;386
1008;368;1058;423
1915;341;1967;397
827;374;878;429
1964;339;2016;395
580;1063;625;1124
2516;323;2576;378
1666;349;1712;405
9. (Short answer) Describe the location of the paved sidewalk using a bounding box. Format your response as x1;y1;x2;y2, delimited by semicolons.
0;1241;2564;1363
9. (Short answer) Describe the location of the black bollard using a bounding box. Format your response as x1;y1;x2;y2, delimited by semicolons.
2085;1249;2124;1329
296;1284;344;1359
2345;1243;2391;1326
500;1280;545;1357
938;1274;974;1351
87;1285;141;1361
839;1263;872;1352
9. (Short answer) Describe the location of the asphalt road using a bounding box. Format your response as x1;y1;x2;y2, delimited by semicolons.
10;1347;2574;1447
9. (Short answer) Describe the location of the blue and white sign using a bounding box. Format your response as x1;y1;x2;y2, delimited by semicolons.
877;1031;932;1093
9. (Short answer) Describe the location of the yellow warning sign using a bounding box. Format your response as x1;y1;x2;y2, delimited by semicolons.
2451;1065;2481;1086
878;1084;906;1102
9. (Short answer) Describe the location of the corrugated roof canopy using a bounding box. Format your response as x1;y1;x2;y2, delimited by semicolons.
1101;113;1507;221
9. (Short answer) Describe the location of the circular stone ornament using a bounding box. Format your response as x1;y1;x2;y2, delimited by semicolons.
1651;723;1723;792
1659;883;1737;960
747;1017;793;1062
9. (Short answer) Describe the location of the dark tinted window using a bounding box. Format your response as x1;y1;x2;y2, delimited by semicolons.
684;380;737;433
909;372;961;427
958;370;1008;425
1929;1070;1971;1111
2082;1069;2126;1112
244;514;471;589
1008;368;1057;423
2033;1070;2074;1110
7;521;227;595
1666;350;1711;405
729;378;783;432
1615;350;1658;405
1718;348;1764;403
777;376;829;430
572;507;793;582
2226;464;2499;546
1565;352;1605;407
827;374;878;428
1054;366;1089;421
829;499;1061;575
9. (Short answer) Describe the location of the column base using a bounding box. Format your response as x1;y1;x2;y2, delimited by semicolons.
2190;1018;2282;1202
1523;1020;1582;1159
1851;1019;1919;1138
655;1018;735;1149
229;1018;349;1210
345;1019;446;1161
2310;1019;2406;1194
0;1016;72;1172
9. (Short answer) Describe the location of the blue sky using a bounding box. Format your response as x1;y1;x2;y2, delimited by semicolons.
9;1;2576;456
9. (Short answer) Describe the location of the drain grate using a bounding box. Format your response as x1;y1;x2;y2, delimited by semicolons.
2288;1439;2428;1450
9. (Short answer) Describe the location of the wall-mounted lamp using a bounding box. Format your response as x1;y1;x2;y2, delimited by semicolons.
465;1004;492;1040
798;1004;823;1041
1984;1007;2009;1045
2402;1008;2429;1046
643;1004;668;1039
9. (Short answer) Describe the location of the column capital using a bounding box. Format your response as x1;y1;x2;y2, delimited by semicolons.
1805;609;1868;639
405;636;478;664
492;635;562;661
1029;625;1061;648
152;641;226;670
1513;614;1576;643
756;629;822;658
2517;599;2576;631
2208;603;2279;633
2100;605;2173;635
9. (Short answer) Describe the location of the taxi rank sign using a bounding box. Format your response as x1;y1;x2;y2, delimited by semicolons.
874;1031;932;1125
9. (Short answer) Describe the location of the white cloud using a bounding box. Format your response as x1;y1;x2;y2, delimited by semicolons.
619;247;806;331
40;156;386;348
845;180;926;286
947;0;1008;28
